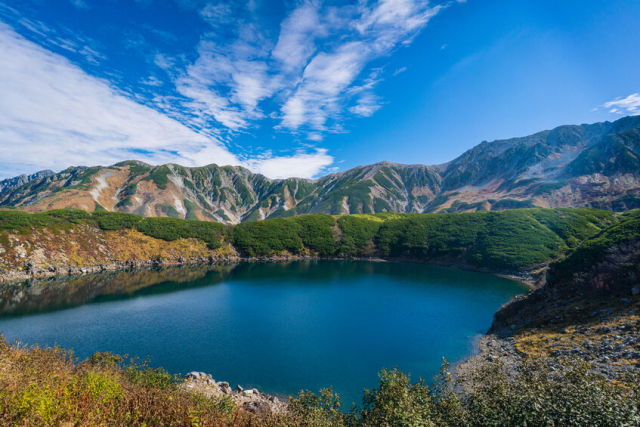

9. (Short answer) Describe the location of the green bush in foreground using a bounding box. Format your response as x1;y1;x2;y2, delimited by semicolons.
2;336;638;426
0;337;257;426
290;359;640;427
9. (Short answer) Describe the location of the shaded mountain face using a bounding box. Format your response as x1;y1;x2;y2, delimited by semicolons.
0;170;55;194
2;115;640;223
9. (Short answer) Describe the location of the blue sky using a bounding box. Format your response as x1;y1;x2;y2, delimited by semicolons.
0;0;639;179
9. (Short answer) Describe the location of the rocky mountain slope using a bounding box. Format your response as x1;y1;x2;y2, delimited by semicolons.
1;116;639;223
0;170;54;193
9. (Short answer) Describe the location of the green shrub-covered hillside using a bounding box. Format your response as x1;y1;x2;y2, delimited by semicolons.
234;209;616;270
0;208;617;271
548;214;640;293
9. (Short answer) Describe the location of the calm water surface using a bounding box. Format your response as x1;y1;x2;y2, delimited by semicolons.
0;261;526;404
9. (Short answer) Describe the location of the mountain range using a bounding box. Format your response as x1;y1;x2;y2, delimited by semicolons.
1;115;639;223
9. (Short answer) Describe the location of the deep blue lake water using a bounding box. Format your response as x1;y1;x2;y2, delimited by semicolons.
0;260;526;405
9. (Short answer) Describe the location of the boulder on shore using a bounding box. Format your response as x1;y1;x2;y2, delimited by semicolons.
181;372;286;414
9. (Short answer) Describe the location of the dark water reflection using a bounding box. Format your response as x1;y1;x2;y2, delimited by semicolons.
0;264;238;317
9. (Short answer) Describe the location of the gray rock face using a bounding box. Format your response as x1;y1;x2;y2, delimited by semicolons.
185;371;212;381
181;372;286;414
0;170;54;193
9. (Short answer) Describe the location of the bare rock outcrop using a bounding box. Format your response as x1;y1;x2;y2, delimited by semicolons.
181;372;287;414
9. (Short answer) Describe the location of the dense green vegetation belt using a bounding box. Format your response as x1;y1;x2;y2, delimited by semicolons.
0;208;625;271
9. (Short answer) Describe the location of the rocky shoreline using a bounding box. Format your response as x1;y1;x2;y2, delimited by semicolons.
453;332;522;382
181;371;287;415
456;288;640;383
0;256;234;283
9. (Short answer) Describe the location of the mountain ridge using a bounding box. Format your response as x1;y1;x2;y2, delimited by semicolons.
1;115;639;223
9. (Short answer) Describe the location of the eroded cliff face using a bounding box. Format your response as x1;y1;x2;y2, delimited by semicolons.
2;116;639;221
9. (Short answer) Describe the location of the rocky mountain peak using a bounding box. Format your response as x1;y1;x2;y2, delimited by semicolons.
1;116;639;221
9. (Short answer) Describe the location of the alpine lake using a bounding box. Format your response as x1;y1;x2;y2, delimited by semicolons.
0;260;527;405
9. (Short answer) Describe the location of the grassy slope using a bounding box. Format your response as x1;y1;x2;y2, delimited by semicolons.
547;212;640;293
0;210;234;277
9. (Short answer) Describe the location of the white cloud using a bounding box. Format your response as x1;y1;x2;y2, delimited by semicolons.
350;93;383;117
70;0;91;10
281;41;365;130
6;11;108;66
271;1;324;72
175;0;443;135
154;53;176;70
393;66;407;76
140;75;164;86
603;93;640;116
199;3;233;26
173;24;277;130
306;132;323;142
277;0;441;131
245;149;334;179
0;22;333;180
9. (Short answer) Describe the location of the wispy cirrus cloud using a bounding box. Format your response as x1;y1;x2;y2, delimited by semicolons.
70;0;91;11
172;0;444;137
0;22;332;179
271;1;327;73
393;66;407;76
278;0;442;131
0;0;450;180
603;93;640;116
175;30;276;130
0;3;107;66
